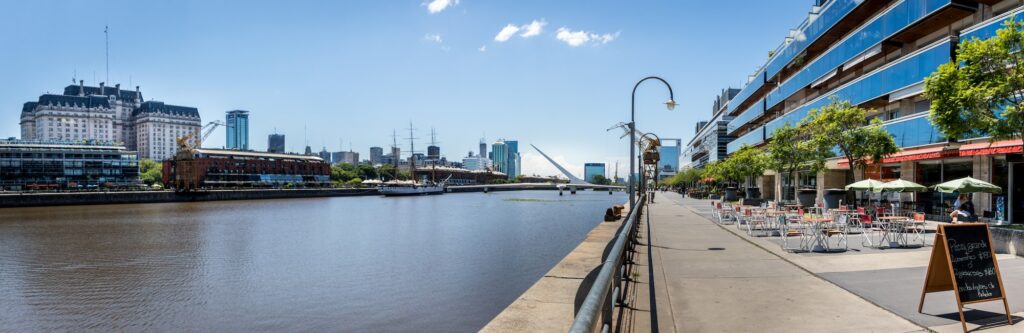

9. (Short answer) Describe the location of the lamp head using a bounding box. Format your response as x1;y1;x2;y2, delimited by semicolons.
665;99;677;111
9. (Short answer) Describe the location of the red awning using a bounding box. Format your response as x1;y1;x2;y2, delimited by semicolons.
959;139;1024;156
836;140;1023;167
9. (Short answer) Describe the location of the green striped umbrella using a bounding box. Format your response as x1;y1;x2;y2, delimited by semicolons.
932;176;1002;194
844;179;885;191
873;179;928;193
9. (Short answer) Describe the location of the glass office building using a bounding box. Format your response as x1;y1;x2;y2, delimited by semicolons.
584;163;606;183
226;110;249;150
0;139;140;190
719;0;1024;222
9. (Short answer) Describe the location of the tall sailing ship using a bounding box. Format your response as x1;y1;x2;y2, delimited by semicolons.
379;123;448;196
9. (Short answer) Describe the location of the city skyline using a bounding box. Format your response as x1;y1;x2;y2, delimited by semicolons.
0;0;810;177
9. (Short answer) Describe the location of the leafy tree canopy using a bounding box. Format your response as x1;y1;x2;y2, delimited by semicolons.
925;19;1024;141
802;97;898;179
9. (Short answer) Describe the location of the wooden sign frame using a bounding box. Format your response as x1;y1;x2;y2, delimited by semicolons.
918;223;1012;332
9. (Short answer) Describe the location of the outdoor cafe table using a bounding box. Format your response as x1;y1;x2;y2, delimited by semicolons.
875;216;912;248
804;217;836;252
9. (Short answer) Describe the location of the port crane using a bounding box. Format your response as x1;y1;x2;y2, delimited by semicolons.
175;121;230;155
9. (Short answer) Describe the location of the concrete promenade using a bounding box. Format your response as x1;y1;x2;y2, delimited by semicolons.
650;192;1024;332
647;192;922;332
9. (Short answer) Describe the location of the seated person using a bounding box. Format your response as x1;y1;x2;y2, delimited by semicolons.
948;194;977;223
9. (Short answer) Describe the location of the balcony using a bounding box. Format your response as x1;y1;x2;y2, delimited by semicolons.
727;97;765;135
883;114;946;148
961;7;1024;42
727;127;765;154
765;0;892;81
727;70;767;115
763;38;952;139
765;0;971;111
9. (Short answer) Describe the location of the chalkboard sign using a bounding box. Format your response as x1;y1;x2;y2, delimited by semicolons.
918;224;1012;332
943;225;1001;302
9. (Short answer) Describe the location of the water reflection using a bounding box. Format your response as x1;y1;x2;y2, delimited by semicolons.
0;191;623;332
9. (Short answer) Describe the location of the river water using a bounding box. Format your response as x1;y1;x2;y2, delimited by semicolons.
0;190;625;332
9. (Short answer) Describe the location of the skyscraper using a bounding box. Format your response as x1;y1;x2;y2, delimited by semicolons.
479;139;487;159
267;134;285;153
225;110;249;150
318;147;332;163
369;146;384;165
505;140;520;179
584;163;606;183
491;140;508;174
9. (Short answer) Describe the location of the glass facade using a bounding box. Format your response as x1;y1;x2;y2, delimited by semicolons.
882;115;946;148
765;39;951;139
0;140;139;190
226;110;249;150
658;145;680;174
765;0;863;78
584;163;606;183
727;127;765;153
765;0;951;110
727;71;765;114
727;98;765;135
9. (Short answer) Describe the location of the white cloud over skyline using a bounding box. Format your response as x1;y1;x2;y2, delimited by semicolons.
519;20;546;38
425;0;458;14
555;27;619;47
494;24;521;42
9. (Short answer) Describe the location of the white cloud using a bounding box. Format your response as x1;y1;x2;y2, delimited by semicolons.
555;27;619;47
478;45;487;52
494;24;521;42
425;0;458;14
423;34;443;43
519;19;546;38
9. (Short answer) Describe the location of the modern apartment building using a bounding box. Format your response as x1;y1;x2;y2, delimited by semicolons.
683;88;738;169
20;81;201;161
722;0;1024;222
225;110;249;150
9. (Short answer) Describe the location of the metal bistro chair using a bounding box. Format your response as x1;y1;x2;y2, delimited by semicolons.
747;208;771;237
903;212;927;247
780;213;810;252
821;213;849;251
859;213;885;248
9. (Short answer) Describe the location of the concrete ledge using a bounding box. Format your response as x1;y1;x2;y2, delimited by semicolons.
481;213;625;332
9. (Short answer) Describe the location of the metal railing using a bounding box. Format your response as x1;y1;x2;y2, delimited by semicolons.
569;193;646;333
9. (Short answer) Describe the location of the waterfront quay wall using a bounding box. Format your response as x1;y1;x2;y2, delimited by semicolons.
482;203;628;332
0;188;378;208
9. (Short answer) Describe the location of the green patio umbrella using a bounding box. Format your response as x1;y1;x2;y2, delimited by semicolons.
873;179;928;193
844;178;884;209
844;179;885;191
932;176;1002;194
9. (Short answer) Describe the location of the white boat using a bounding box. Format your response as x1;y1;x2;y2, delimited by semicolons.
379;180;445;196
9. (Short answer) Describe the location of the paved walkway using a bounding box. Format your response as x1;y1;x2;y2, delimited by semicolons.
647;192;923;333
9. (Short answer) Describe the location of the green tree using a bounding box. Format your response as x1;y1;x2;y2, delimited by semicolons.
358;164;379;181
378;164;397;180
139;159;163;186
592;174;613;185
331;163;359;182
802;97;899;180
765;123;832;199
726;144;769;188
926;19;1024;142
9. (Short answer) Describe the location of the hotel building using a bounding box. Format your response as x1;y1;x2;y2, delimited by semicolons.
720;0;1024;222
20;81;201;161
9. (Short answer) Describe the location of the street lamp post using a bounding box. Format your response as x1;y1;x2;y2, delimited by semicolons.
629;77;676;208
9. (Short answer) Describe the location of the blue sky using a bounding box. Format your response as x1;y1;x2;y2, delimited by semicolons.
0;0;811;177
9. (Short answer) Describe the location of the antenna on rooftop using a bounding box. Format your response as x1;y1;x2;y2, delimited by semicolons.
104;26;109;83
